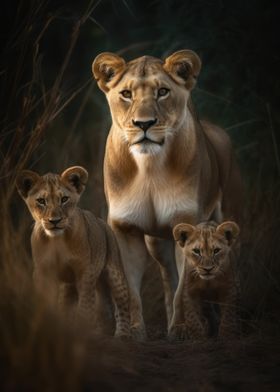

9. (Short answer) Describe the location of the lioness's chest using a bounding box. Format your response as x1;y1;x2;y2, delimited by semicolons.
109;173;198;234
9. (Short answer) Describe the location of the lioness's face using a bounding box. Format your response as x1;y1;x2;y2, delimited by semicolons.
93;50;201;156
105;66;188;156
173;222;239;280
16;167;88;237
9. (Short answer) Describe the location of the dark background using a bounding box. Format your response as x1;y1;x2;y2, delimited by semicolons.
1;1;280;390
2;0;280;186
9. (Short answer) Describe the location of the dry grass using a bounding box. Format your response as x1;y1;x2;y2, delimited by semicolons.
0;3;131;389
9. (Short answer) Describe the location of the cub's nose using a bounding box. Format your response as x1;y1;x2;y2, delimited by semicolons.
202;265;214;272
48;217;62;225
132;119;157;132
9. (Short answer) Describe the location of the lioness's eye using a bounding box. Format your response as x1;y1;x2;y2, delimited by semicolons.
193;248;201;256
214;248;221;255
61;196;69;204
37;198;46;205
158;88;169;97
120;90;132;99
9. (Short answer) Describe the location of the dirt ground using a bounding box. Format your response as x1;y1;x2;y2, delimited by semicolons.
86;262;280;392
132;338;278;391
3;258;280;392
81;264;280;392
82;333;280;392
1;254;280;392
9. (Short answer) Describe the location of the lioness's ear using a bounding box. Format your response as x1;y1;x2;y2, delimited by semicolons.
163;50;201;90
216;221;240;246
16;170;40;199
61;166;88;195
92;52;126;93
173;223;196;248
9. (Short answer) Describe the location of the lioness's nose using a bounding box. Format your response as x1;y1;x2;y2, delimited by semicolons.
132;119;157;132
49;217;62;225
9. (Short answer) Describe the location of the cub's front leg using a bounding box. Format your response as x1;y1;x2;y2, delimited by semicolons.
104;224;131;339
33;264;59;307
218;278;241;338
57;283;77;320
106;261;131;339
182;287;207;340
76;266;98;330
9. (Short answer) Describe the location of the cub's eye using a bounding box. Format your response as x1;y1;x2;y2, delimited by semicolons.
61;196;69;204
36;198;46;206
214;248;221;255
158;87;169;97
193;248;201;256
120;90;132;99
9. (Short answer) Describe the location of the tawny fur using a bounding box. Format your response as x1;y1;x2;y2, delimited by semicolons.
170;221;240;340
92;50;243;339
16;166;130;338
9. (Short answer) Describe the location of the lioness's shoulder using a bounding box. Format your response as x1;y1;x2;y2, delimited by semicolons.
201;120;232;149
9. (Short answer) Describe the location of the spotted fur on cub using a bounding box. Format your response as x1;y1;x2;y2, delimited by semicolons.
169;220;240;340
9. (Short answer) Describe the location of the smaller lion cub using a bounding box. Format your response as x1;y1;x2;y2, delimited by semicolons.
16;166;130;338
169;221;240;340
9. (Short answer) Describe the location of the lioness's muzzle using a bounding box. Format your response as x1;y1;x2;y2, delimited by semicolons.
131;136;164;146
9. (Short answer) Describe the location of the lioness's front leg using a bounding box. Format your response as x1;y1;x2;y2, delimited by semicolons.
168;245;190;339
169;264;206;341
145;236;178;327
168;262;187;340
110;225;149;340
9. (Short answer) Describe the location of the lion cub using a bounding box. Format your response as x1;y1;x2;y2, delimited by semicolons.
169;221;240;340
16;166;130;338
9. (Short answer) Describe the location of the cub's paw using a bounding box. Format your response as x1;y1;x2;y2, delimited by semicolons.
114;326;132;341
114;331;132;341
130;324;147;342
168;323;187;342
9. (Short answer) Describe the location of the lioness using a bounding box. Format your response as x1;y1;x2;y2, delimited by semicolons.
92;50;242;338
171;221;240;340
16;166;130;338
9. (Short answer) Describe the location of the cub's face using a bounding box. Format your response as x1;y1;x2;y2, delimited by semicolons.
92;50;201;156
16;166;88;237
173;221;240;280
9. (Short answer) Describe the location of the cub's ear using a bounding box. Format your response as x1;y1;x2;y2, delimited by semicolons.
61;166;88;195
163;50;201;90
216;221;240;246
173;223;196;248
16;170;40;199
92;52;126;93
